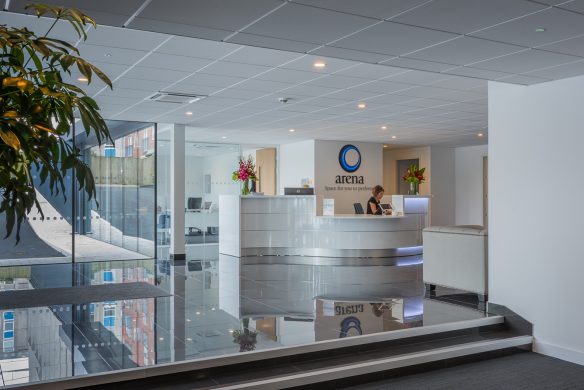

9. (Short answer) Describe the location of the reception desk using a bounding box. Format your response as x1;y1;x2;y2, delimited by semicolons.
219;195;430;258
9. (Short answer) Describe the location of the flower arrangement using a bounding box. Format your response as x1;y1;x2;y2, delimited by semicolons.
232;319;258;352
402;163;426;184
402;163;425;195
232;155;257;195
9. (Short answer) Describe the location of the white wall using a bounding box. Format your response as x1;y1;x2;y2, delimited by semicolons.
314;140;383;214
279;140;315;195
489;77;584;365
455;145;488;225
429;146;455;226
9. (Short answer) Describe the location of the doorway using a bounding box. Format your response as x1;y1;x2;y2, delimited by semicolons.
483;156;488;227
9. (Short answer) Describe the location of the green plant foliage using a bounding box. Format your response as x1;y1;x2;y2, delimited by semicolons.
0;3;112;242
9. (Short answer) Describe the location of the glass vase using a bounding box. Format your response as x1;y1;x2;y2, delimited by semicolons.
408;181;419;195
241;179;250;196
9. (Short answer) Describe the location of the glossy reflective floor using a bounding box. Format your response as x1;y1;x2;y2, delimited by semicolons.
0;256;488;387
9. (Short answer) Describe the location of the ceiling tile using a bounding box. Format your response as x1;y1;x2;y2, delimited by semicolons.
281;55;358;74
289;0;430;20
199;61;271;78
334;63;407;80
163;84;222;95
157;36;241;59
538;35;584;57
350;80;413;94
235;79;296;92
391;0;545;34
113;77;170;92
226;33;320;53
97;88;153;99
141;53;213;72
222;46;303;66
495;74;551;85
309;46;391;63
387;70;451;85
281;84;339;97
123;66;191;83
242;3;376;44
324;89;385;102
137;0;283;32
85;25;169;51
406;36;525;66
443;66;514;79
394;85;458;99
523;59;584;80
332;22;458;56
471;8;584;47
308;75;370;89
130;18;232;41
429;76;488;91
77;44;148;66
9;0;145;26
181;73;243;88
381;57;456;72
212;88;270;100
472;49;581;73
557;1;584;14
258;68;321;83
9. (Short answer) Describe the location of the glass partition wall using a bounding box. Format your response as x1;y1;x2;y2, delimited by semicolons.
0;120;156;264
155;137;240;261
85;125;156;258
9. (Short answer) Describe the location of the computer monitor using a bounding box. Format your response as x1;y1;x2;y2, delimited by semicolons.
187;197;202;210
284;187;314;195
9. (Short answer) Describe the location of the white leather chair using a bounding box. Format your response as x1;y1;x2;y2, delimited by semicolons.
423;225;488;300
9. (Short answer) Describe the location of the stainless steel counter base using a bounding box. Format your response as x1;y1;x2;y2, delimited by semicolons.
240;246;423;259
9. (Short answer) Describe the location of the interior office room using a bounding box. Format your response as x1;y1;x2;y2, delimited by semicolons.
0;1;583;388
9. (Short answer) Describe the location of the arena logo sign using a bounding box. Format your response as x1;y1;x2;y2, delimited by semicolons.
336;144;364;184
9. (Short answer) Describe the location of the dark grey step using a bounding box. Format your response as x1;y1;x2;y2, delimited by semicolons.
18;316;522;390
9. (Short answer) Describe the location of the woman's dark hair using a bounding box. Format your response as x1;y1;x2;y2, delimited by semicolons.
372;185;384;197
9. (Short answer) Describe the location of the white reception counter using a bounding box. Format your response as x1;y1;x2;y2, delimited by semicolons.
219;195;430;258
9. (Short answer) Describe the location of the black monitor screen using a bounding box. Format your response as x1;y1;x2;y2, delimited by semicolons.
188;197;202;209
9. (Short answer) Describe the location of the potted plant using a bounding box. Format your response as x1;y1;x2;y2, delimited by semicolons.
232;155;257;196
0;3;112;241
402;163;425;195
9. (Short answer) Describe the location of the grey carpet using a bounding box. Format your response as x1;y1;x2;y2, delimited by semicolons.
0;213;64;259
344;353;584;390
0;282;170;309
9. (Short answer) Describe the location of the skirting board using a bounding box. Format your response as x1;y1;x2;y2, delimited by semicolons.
534;340;584;366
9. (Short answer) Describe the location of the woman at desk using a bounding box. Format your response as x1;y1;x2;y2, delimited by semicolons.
367;185;391;215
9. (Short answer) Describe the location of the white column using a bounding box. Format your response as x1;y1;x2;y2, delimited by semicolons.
170;124;185;261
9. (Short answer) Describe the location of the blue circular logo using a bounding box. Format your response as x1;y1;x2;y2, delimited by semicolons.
338;144;361;173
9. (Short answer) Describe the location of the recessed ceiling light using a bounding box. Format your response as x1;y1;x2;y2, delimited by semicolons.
478;133;484;137
357;103;366;109
535;27;546;33
221;136;227;139
159;337;164;341
381;126;387;130
77;77;88;82
383;145;388;148
186;111;193;116
313;61;326;69
391;135;397;139
289;128;295;132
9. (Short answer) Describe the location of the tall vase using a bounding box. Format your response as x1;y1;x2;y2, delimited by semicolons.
241;179;250;196
408;181;419;195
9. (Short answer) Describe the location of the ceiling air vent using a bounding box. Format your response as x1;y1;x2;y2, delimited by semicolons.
147;92;205;104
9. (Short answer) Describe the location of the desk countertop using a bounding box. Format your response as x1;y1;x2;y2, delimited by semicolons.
316;214;405;219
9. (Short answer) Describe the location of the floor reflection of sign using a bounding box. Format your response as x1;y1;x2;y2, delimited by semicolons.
315;299;406;342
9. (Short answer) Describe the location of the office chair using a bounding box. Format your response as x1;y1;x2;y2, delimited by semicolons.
353;203;364;214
